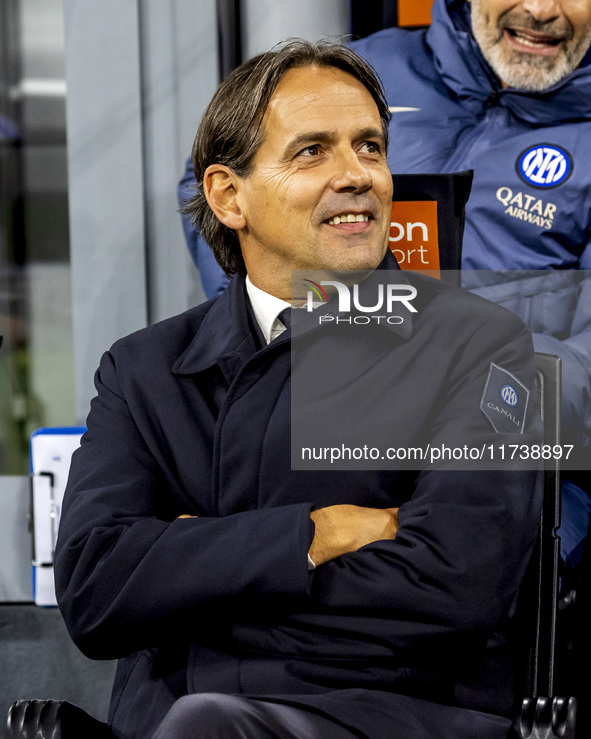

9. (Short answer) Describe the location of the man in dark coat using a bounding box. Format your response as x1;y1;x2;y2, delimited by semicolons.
179;0;591;570
55;40;543;739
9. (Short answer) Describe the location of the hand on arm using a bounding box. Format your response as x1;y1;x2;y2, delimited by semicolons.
309;504;398;566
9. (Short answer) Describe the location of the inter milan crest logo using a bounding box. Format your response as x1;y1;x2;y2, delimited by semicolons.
480;364;528;434
500;384;518;407
516;144;572;189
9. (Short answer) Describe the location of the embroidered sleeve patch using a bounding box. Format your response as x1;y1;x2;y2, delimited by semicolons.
480;363;529;434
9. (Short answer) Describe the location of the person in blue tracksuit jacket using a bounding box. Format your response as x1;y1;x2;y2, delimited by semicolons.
179;0;590;565
57;41;543;739
352;0;591;569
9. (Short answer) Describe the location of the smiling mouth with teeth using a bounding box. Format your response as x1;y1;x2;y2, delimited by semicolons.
327;214;370;225
505;28;563;52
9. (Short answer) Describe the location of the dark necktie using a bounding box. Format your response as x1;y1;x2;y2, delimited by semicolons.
278;307;292;330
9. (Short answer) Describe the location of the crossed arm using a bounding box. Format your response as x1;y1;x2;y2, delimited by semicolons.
309;504;399;565
182;505;399;566
55;305;541;660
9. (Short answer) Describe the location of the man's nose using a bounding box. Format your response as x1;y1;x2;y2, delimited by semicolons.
521;0;561;23
331;150;373;193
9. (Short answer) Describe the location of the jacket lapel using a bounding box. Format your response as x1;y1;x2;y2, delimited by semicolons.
172;274;261;383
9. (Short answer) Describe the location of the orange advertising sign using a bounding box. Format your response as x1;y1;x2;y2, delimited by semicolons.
398;0;433;27
389;200;440;277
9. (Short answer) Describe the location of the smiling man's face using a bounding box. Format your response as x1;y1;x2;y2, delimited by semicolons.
231;65;393;298
470;0;591;91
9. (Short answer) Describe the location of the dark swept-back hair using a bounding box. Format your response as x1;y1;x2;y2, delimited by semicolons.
183;38;392;275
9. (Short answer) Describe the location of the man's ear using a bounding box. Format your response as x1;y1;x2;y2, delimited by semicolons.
203;164;246;231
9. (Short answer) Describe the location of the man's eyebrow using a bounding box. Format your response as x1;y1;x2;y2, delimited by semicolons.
282;131;334;158
282;127;386;159
355;127;386;146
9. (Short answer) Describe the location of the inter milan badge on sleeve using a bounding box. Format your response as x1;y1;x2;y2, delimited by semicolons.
480;363;529;434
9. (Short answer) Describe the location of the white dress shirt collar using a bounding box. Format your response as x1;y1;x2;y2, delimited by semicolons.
245;275;292;345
